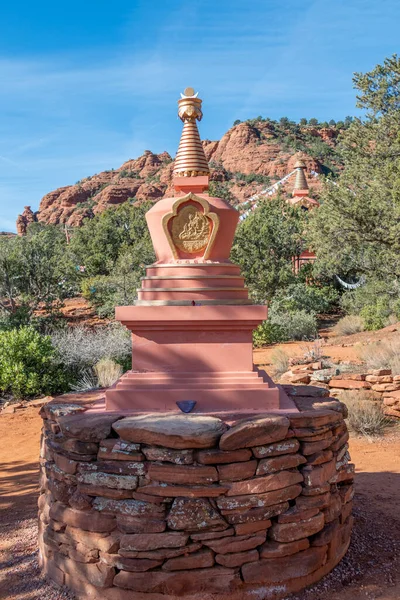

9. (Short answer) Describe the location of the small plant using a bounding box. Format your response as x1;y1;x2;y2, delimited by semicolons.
340;391;393;436
51;324;131;372
253;321;286;347
357;337;400;374
94;358;122;388
71;369;99;392
270;348;289;377
299;339;324;363
0;326;72;398
271;310;318;341
333;315;365;336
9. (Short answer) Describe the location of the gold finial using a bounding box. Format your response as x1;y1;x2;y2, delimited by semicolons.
174;88;209;178
293;158;308;191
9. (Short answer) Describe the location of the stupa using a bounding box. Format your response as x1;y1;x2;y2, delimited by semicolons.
38;89;353;600
105;87;294;414
289;158;319;273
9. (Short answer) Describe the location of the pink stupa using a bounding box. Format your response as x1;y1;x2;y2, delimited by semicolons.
106;88;295;414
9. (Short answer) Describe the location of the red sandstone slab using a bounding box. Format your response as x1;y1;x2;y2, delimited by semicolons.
113;566;240;594
242;545;328;583
226;470;303;496
296;493;331;510
204;532;267;554
218;460;257;481
116;515;166;534
162;549;214;571
196;448;252;464
216;548;258;567
260;538;310;558
302;460;337;487
252;438;300;458
138;483;229;498
147;463;218;484
113;414;228;449
58;413;123;442
223;501;289;525
92;497;165;518
50;502;116;533
167;498;228;532
217;483;302;512
219;415;289;450
256;453;306;475
120;532;189;552
142;447;193;464
98;439;143;461
77;484;133;500
234;520;271;536
328;379;371;390
269;513;325;542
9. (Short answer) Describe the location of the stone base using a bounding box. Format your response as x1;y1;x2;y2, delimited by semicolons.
38;390;353;599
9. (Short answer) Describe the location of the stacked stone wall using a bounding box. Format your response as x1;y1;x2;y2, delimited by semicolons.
38;399;354;599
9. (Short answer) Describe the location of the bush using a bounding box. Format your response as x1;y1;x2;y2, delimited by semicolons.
270;283;339;315
333;315;364;336
253;321;286;347
360;304;388;331
0;327;71;398
357;337;400;374
270;348;289;377
340;279;400;331
94;358;122;388
340;391;392;436
270;310;318;341
51;324;131;373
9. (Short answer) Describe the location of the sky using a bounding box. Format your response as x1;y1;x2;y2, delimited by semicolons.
0;0;399;232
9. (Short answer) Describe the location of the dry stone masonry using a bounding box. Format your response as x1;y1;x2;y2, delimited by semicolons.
38;390;354;600
281;364;400;419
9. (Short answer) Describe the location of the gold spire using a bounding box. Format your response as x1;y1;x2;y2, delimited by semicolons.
293;159;309;192
174;88;209;178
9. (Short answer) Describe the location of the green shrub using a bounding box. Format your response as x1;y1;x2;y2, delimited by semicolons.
340;279;398;330
253;321;286;347
0;327;72;398
333;315;365;336
360;303;389;331
271;310;318;341
270;283;339;315
253;310;318;347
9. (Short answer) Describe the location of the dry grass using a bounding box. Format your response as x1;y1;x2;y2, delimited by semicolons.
270;348;289;377
357;336;400;374
333;315;365;336
340;390;393;437
70;369;99;392
94;358;122;388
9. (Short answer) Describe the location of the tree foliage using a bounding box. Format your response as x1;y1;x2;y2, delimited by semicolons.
308;54;400;282
231;194;306;303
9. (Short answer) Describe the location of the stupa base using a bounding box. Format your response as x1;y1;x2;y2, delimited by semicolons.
38;388;353;600
105;368;295;413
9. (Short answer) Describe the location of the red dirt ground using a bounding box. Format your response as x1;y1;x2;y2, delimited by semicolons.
0;405;399;600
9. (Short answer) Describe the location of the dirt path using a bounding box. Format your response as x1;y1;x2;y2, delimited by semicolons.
0;406;399;600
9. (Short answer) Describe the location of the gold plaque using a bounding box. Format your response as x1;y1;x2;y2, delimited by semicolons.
162;193;220;260
171;205;210;254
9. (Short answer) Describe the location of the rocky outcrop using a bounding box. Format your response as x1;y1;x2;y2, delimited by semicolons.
17;123;340;232
16;205;38;235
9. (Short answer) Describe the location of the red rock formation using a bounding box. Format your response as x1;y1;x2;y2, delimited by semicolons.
16;124;340;232
16;206;38;235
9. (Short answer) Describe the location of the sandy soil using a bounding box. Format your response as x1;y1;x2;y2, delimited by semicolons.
0;406;399;600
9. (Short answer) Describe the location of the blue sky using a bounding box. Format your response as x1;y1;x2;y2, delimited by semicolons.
0;0;399;232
